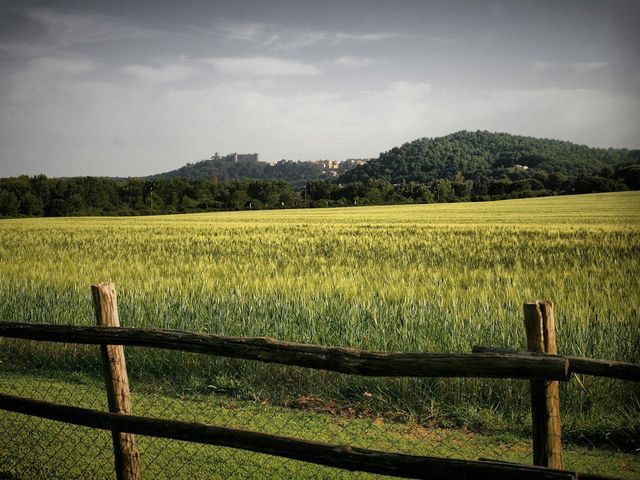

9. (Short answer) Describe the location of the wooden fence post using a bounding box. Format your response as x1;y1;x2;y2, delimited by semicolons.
92;283;141;480
524;300;564;469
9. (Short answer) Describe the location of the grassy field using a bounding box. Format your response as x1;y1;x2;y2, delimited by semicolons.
1;192;639;476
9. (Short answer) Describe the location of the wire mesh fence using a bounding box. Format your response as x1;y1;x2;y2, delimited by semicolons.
0;336;638;479
0;340;113;479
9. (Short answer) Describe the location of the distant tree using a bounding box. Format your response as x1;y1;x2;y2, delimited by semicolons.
431;179;454;202
306;180;333;201
618;165;640;189
0;189;19;216
19;192;44;216
230;188;250;209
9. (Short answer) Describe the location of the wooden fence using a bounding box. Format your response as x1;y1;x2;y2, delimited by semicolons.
0;283;638;480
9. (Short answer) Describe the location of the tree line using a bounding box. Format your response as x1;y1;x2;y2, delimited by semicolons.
1;170;637;218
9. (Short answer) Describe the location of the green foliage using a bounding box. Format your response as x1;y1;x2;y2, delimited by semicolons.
339;130;639;197
0;176;301;217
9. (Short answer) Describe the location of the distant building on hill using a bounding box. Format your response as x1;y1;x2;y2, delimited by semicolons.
231;153;259;163
310;158;371;176
343;158;369;168
211;152;260;163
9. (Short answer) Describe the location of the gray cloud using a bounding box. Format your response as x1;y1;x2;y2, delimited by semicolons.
570;62;609;74
201;56;320;76
335;55;376;68
212;21;400;51
24;8;172;51
123;64;198;84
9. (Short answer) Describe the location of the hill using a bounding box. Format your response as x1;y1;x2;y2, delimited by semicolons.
338;131;640;192
149;157;365;188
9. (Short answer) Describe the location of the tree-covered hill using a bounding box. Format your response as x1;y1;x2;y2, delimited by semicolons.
339;130;640;188
149;158;360;189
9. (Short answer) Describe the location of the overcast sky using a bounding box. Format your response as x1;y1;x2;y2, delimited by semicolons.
1;0;639;177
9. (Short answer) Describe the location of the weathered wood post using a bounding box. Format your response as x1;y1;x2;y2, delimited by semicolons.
523;300;564;469
92;283;141;480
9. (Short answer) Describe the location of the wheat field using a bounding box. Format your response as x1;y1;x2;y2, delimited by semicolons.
1;191;638;428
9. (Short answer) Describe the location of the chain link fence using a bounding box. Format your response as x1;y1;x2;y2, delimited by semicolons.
0;336;638;479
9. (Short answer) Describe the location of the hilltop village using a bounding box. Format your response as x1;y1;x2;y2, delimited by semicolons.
208;152;369;177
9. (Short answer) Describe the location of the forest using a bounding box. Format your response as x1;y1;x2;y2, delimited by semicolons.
0;170;636;217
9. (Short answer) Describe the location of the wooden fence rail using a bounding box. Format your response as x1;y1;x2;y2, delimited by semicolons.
0;321;570;380
1;321;636;382
472;346;640;382
3;322;638;382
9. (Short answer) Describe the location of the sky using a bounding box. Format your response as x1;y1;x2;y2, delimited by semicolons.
0;0;639;177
